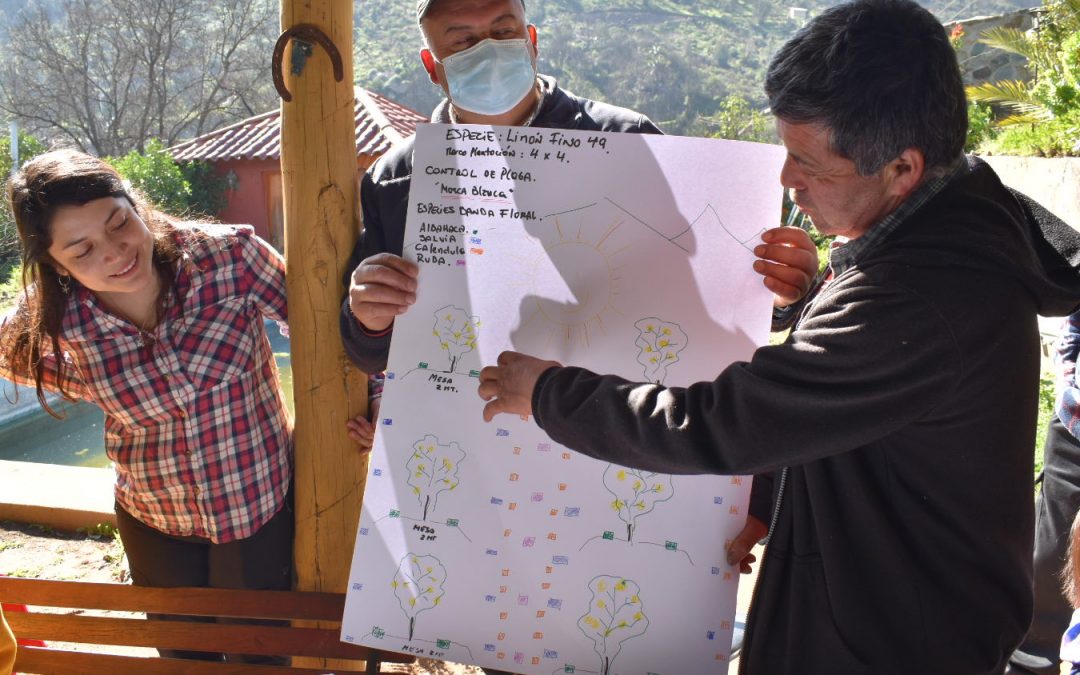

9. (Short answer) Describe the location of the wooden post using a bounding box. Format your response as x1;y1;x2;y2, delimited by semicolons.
278;1;368;669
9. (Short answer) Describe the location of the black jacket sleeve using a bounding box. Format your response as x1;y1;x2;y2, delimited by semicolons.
530;276;961;476
340;170;397;373
748;473;775;526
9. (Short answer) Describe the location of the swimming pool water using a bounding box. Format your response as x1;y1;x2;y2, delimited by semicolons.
0;325;293;468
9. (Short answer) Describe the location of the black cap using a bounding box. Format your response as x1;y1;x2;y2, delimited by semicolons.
417;0;525;24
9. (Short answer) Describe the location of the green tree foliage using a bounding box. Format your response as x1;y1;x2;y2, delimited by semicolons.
0;132;47;177
0;131;47;265
109;139;191;215
706;94;777;142
179;160;228;219
967;0;1080;155
965;102;999;151
0;260;21;312
109;139;226;219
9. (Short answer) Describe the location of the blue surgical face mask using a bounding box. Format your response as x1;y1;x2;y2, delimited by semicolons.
438;38;537;116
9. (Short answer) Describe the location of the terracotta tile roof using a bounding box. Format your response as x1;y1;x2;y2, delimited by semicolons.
169;87;427;162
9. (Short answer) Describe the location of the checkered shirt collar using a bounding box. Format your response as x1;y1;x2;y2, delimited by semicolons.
829;155;970;276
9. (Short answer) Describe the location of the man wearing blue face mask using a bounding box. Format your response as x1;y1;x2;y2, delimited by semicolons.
340;0;819;381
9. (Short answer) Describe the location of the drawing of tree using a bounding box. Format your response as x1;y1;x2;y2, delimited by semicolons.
432;305;480;372
634;318;688;384
603;464;674;543
392;553;447;641
577;575;649;675
407;434;466;520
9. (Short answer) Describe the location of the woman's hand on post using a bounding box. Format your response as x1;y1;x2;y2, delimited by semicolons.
346;396;381;454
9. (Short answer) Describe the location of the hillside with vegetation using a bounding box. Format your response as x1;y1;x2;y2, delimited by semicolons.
356;0;1035;136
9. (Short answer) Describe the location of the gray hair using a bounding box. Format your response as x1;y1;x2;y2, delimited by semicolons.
765;0;967;175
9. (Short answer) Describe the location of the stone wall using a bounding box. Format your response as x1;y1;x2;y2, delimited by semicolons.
982;156;1080;345
944;8;1037;86
983;156;1080;231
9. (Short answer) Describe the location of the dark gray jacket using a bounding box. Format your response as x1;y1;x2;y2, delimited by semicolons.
530;159;1080;675
340;75;661;372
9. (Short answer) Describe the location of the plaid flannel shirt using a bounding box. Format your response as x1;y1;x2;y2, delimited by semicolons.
1057;311;1080;438
0;224;292;543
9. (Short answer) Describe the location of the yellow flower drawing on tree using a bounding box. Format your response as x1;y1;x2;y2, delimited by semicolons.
432;305;480;372
392;553;447;641
407;434;465;520
603;464;674;543
578;575;649;675
634;317;688;384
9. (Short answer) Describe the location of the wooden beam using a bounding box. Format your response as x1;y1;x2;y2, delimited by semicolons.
7;614;374;660
0;577;344;620
278;1;368;669
14;648;352;675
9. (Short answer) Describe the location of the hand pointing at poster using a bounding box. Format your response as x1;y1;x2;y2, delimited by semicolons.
478;351;561;422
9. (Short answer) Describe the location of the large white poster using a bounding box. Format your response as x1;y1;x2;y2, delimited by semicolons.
342;123;785;674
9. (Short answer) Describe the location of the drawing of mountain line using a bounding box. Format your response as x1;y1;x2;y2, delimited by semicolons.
542;198;760;253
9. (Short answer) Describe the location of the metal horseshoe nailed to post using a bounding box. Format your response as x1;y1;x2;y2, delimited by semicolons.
275;3;370;671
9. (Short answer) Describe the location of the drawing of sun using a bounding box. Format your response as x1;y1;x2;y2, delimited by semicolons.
511;214;628;350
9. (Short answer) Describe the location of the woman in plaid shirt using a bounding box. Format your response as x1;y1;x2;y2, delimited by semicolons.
0;149;373;663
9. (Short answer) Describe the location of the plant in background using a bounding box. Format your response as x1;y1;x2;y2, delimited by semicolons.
965;101;999;151
950;22;966;51
109;139;192;215
0;262;22;314
966;0;1080;156
708;94;776;143
0;131;47;265
179;160;228;218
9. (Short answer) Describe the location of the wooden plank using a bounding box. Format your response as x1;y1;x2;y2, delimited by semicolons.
5;613;380;660
14;646;370;674
0;577;343;620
